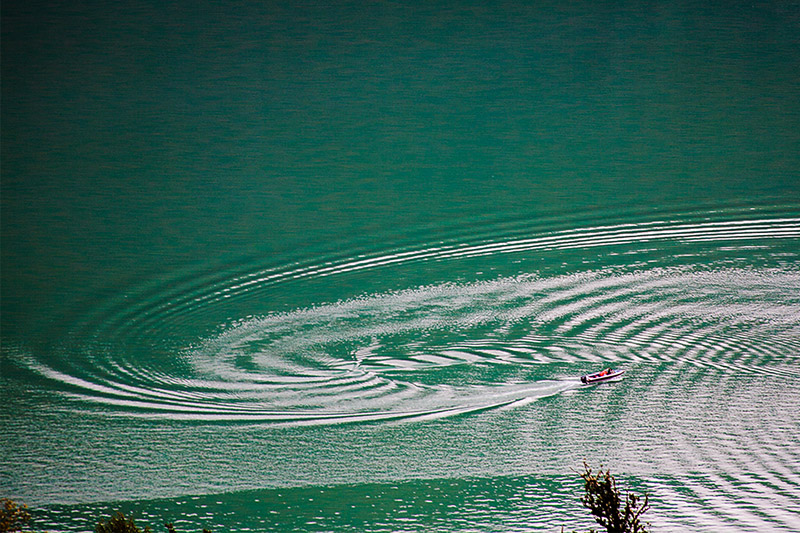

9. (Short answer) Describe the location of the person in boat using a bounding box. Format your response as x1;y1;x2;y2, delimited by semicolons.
581;368;617;383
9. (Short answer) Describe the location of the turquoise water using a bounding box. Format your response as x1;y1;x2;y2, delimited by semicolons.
2;1;800;531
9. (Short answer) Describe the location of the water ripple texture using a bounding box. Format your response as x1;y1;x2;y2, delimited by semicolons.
5;205;800;532
19;207;800;428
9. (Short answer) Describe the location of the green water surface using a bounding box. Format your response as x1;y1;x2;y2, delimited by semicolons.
2;1;799;531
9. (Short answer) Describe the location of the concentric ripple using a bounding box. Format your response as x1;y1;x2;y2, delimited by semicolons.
113;209;800;324
6;203;800;530
21;206;800;428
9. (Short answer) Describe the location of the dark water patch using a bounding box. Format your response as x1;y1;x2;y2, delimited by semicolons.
30;475;589;533
30;467;800;532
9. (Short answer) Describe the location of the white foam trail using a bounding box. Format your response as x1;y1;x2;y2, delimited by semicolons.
21;209;800;428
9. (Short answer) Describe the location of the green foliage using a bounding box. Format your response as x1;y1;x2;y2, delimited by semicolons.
0;499;32;533
96;513;211;533
95;512;152;533
578;461;650;533
2;502;209;533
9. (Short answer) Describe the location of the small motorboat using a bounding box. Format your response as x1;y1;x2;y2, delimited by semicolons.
580;368;625;384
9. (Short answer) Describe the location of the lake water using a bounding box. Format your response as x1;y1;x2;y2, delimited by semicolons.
2;1;799;531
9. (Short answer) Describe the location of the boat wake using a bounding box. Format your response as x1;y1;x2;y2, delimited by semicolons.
21;262;800;425
11;205;800;428
6;204;800;521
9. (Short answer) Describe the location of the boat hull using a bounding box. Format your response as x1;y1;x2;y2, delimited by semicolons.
580;369;625;384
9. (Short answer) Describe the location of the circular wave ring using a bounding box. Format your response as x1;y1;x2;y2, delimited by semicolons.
20;207;800;425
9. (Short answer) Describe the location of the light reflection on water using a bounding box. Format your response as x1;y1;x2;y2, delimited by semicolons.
4;0;800;528
4;205;800;532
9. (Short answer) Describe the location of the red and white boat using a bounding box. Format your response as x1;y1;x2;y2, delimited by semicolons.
580;368;625;384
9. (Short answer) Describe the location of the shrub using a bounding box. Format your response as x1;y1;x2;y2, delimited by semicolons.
95;513;211;533
577;461;650;533
0;500;31;533
2;502;210;533
95;512;152;533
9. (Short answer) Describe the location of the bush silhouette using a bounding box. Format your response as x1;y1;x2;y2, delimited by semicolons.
1;502;210;533
95;512;152;533
0;499;31;533
574;461;650;533
94;513;211;533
